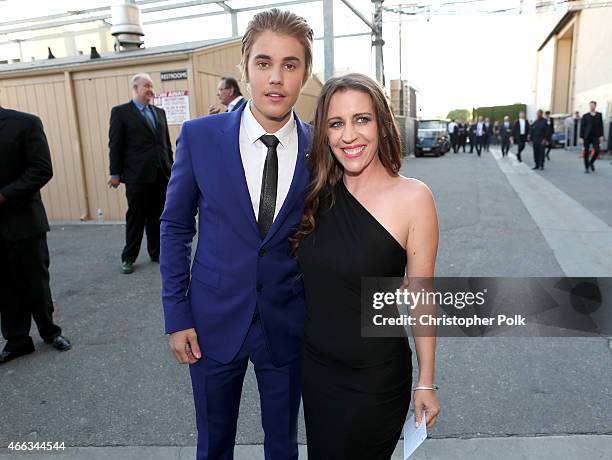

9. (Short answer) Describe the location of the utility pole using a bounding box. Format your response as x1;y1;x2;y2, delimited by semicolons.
335;0;387;84
323;0;335;81
372;0;385;85
398;4;403;115
398;3;402;80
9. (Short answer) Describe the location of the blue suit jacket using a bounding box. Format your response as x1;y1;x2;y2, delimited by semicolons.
160;103;311;366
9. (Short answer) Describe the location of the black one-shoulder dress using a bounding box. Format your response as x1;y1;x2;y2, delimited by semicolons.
298;179;413;460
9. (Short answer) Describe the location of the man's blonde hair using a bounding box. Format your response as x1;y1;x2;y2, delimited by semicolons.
240;8;313;85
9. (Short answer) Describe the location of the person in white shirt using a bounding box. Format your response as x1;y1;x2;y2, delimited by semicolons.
208;76;246;115
475;116;485;156
448;119;458;153
161;9;314;459
564;114;574;148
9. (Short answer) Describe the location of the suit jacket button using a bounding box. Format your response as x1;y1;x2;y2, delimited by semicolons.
256;283;263;292
259;249;266;257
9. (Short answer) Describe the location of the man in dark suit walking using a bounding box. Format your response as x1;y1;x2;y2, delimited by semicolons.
511;111;530;162
544;110;554;161
108;73;173;274
483;117;493;152
580;101;604;173
530;109;548;171
208;76;247;115
500;116;512;157
468;120;476;153
0;105;71;364
457;119;467;152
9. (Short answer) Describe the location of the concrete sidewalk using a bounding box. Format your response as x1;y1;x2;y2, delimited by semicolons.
2;435;611;459
2;150;611;460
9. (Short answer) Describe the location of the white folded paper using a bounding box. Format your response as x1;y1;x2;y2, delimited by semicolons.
403;412;427;459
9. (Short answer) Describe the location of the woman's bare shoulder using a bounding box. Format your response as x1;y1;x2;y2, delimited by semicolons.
392;175;435;208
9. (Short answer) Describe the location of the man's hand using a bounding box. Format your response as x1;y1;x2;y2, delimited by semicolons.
579;138;584;145
0;193;6;206
208;105;221;115
169;328;202;364
108;176;120;188
510;137;514;144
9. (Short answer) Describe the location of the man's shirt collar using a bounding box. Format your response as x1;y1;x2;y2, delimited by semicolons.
242;100;296;148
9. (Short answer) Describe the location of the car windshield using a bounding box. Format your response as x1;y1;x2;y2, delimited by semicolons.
419;121;445;130
553;118;566;131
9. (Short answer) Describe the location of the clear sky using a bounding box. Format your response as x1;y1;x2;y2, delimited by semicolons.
1;0;564;117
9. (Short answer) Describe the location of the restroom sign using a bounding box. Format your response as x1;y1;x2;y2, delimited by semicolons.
160;70;187;81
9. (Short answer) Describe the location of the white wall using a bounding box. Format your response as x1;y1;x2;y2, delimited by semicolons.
535;40;555;112
573;8;612;119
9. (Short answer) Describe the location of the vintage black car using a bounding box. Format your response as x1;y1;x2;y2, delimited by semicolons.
415;119;450;157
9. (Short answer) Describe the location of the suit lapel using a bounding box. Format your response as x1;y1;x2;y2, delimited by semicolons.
151;106;164;141
129;101;156;136
232;97;246;112
218;105;260;235
0;108;7;133
152;106;163;131
262;115;310;246
218;106;311;243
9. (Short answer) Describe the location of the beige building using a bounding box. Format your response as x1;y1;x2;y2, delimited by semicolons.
389;79;418;156
535;7;612;122
0;38;322;221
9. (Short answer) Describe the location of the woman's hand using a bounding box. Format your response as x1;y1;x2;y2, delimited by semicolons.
413;389;440;429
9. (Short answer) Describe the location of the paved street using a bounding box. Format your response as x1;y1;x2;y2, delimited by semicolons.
1;146;611;459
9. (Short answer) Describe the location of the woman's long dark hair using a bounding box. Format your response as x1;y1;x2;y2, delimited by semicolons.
290;73;403;254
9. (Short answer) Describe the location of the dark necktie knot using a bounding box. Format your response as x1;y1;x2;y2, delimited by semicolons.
260;135;280;150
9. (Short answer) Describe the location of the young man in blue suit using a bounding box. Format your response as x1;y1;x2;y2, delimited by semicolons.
160;9;313;460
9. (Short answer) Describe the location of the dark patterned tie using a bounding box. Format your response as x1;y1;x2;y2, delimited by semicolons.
143;105;156;130
257;135;280;238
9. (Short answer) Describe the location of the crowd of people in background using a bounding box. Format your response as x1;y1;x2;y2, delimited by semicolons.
446;100;605;173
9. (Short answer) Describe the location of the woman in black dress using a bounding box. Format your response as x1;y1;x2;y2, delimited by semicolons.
291;74;440;459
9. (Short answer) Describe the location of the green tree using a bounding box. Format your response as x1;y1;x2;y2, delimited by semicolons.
447;109;471;121
474;104;527;124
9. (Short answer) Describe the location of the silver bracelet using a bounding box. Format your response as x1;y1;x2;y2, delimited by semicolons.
412;384;439;391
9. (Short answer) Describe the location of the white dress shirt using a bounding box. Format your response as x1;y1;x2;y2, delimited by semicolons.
239;100;298;221
519;119;526;135
227;96;244;112
476;122;484;136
